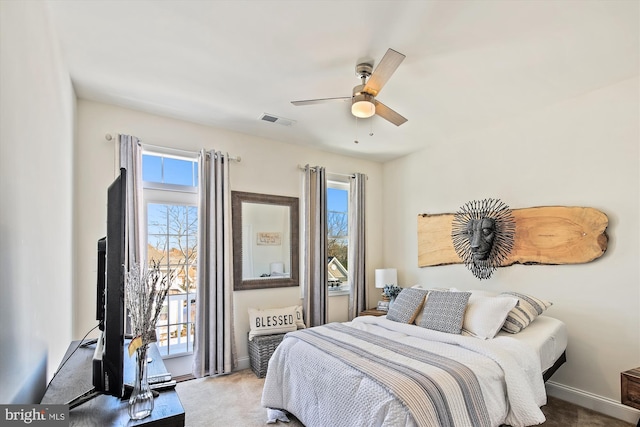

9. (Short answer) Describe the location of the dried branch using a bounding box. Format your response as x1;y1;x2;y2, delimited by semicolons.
125;261;173;345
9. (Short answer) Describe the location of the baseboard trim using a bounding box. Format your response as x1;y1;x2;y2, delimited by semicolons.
237;356;250;371
546;381;640;424
173;373;195;383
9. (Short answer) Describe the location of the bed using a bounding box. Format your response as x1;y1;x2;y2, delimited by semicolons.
261;289;567;427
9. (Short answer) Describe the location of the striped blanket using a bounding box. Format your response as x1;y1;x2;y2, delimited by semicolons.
262;316;547;427
293;323;491;427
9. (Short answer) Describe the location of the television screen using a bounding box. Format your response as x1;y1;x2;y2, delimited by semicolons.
92;168;126;398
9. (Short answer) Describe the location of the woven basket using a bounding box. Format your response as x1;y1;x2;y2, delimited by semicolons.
248;333;286;378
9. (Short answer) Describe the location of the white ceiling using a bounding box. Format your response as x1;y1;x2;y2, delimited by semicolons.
46;0;638;162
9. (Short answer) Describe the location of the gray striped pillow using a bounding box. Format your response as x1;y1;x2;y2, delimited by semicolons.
500;292;552;333
386;288;428;324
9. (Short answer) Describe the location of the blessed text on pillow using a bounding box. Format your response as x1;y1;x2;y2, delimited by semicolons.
291;305;306;329
248;306;298;340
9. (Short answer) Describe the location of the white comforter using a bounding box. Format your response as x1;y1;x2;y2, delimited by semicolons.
262;316;547;427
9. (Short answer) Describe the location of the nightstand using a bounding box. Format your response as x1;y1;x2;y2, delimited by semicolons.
359;308;387;317
621;367;640;426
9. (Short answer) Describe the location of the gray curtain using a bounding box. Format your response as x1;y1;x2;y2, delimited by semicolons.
118;134;144;269
348;173;366;320
192;150;237;377
302;165;328;327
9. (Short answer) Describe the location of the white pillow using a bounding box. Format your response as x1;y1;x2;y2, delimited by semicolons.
248;307;298;340
468;289;498;298
462;295;518;339
290;305;306;329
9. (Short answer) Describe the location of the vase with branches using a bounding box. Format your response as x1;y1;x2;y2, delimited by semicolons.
125;260;173;420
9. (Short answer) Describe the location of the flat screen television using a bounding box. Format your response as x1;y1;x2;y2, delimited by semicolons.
69;168;126;408
93;167;126;397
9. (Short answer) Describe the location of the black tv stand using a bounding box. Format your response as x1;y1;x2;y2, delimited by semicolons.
67;387;101;409
42;340;184;426
79;333;133;348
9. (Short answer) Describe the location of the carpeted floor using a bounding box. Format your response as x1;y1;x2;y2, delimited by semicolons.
175;368;635;427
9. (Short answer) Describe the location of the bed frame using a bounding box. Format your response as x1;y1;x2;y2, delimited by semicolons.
543;351;567;383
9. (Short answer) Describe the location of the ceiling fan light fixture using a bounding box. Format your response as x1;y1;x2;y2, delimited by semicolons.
291;49;407;126
351;93;375;118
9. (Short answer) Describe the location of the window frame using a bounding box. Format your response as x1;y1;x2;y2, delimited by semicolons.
327;178;350;296
141;148;199;358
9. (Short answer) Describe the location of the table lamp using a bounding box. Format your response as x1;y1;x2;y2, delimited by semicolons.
375;268;397;311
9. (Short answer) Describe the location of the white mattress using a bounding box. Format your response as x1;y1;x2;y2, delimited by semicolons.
495;315;567;373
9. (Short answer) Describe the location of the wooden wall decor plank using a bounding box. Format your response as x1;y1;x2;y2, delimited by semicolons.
418;206;608;268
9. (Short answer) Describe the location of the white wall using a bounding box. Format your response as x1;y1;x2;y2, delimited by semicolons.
74;99;383;367
0;1;75;403
383;77;639;420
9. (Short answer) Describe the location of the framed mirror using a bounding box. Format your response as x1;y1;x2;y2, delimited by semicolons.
232;191;299;290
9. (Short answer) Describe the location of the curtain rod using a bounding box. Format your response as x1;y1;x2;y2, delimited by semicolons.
298;164;358;179
105;133;241;162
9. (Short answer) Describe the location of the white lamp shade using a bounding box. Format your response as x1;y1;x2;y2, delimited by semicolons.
375;268;397;288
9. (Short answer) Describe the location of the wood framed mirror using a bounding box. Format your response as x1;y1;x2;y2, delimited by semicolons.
232;191;299;290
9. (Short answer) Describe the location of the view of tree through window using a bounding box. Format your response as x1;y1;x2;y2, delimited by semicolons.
147;203;197;356
143;152;198;357
328;185;349;288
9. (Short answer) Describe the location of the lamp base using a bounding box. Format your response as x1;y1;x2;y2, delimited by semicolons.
376;300;389;312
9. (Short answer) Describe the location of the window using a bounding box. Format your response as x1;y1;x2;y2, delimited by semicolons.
142;151;198;357
327;180;349;292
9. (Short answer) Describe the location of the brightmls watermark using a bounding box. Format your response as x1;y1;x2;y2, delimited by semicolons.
1;405;68;426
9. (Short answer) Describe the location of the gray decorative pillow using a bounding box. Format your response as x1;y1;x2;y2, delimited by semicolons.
500;292;552;333
418;291;471;334
386;288;428;324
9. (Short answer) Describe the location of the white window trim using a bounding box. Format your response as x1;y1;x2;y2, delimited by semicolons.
141;148;199;192
142;148;199;358
327;178;350;295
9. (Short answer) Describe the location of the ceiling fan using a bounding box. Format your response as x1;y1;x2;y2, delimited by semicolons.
291;48;408;126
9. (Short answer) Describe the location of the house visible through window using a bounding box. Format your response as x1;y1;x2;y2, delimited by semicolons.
142;151;198;357
327;181;349;292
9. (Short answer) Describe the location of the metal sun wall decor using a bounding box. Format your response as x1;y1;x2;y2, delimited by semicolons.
451;198;516;280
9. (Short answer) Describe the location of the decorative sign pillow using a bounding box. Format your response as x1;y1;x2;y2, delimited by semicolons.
386;288;428;324
248;307;298;340
462;294;518;339
418;291;471;334
287;305;306;329
499;292;553;333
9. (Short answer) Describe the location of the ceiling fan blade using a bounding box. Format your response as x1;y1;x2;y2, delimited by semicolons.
363;48;406;97
374;100;407;126
291;97;350;106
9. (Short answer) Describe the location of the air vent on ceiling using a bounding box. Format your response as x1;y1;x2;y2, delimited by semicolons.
259;113;296;127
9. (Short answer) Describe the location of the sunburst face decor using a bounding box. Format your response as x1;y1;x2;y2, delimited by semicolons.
451;199;516;280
